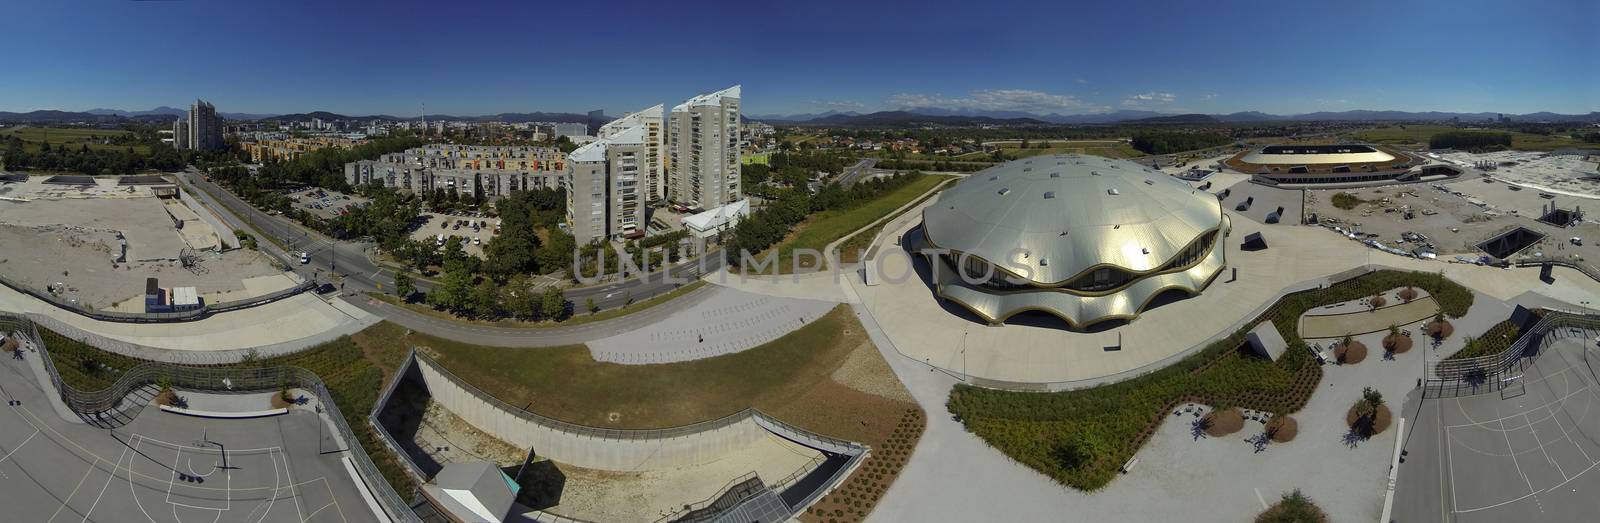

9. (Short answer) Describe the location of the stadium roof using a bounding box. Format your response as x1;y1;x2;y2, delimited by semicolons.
923;154;1224;285
1240;144;1396;165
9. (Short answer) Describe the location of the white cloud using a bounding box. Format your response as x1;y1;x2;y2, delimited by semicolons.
886;89;1106;114
1201;93;1218;101
1075;78;1089;85
1121;92;1177;109
806;99;866;110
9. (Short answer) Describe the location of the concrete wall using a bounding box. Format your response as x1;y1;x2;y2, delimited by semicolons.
414;356;770;471
179;187;240;249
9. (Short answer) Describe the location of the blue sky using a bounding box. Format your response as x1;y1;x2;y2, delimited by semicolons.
1;0;1593;117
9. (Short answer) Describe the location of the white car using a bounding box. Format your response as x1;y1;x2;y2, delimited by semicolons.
299;252;310;264
473;237;482;245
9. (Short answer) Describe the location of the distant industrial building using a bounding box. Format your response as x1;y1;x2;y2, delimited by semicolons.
565;126;648;245
669;85;742;210
599;104;665;202
345;145;566;200
173;99;224;151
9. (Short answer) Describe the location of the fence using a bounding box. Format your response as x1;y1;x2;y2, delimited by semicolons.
1426;311;1600;394
0;312;419;523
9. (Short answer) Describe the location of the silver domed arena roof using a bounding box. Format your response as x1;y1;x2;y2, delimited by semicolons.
916;154;1229;327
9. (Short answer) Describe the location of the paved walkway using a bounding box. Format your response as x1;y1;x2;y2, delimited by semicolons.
1300;297;1441;339
588;287;837;364
344;282;721;348
0;282;377;362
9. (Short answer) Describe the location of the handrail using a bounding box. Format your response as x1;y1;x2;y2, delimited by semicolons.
0;313;420;523
1428;311;1600;382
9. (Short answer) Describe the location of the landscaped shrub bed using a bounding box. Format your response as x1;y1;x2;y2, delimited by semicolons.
947;270;1471;490
1446;319;1525;361
804;408;925;523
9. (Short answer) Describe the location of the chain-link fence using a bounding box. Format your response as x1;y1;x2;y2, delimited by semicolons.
0;312;420;523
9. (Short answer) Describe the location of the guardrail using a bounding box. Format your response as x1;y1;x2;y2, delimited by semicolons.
1427;311;1600;386
0;312;420;523
1514;259;1600;284
0;268;311;323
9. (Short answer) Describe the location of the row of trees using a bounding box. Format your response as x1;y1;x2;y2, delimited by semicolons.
1428;131;1512;151
1129;131;1233;155
724;172;925;263
2;138;185;174
251;135;424;190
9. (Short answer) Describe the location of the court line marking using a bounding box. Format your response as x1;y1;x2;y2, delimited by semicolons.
1499;417;1536;493
1524;412;1569;480
45;458;100;523
0;427;39;466
128;437;161;523
81;445;130;523
323;476;349;523
1448;384;1592;429
284;438;306;523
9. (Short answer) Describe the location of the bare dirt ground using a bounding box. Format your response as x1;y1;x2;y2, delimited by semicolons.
0;189;282;308
413;400;528;466
546;432;821;523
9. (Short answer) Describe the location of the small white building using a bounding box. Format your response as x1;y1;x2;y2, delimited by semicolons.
423;461;519;523
683;198;750;239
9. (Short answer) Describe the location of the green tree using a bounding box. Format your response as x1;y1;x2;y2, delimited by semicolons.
585;297;598;315
540;287;566;320
469;279;501;319
393;272;414;301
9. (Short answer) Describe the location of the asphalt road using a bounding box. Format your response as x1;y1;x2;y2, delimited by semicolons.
837;158;878;186
177;169;725;314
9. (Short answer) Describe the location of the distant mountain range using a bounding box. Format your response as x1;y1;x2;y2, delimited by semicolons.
749;108;1600;126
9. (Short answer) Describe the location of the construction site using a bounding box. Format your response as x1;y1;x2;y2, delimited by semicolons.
0;175;290;310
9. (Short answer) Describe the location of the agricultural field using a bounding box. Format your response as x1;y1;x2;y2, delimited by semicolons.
1352;125;1600;151
996;140;1145;160
0;126;151;154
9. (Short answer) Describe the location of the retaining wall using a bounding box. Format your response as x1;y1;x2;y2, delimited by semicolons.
414;356;770;471
179;186;241;249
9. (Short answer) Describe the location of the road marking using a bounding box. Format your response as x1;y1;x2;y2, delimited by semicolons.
1254;488;1267;509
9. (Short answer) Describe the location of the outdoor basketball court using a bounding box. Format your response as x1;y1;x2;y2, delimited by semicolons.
1396;330;1600;522
0;358;384;523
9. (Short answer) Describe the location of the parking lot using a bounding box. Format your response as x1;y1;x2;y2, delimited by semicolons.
409;212;499;258
1395;334;1600;523
288;187;370;220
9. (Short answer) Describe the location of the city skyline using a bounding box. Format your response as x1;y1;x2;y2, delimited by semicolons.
0;0;1594;117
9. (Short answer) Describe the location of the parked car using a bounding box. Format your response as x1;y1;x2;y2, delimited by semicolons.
299;252;310;264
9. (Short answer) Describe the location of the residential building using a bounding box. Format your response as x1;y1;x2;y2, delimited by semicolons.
553;122;588;138
599;104;665;202
564;126;648;245
344;145;566;201
240;136;367;162
668;85;741;210
174;99;224;151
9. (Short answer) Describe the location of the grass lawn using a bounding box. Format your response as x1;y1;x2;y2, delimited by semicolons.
1353;125;1600;151
837;179;952;264
765;174;950;273
947;270;1474;491
1001;142;1145;160
372;280;708;329
23;302;926;523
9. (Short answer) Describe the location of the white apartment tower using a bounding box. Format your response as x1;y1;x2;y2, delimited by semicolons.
668;85;741;210
598;104;665;203
174;99;224;151
564;126;648;245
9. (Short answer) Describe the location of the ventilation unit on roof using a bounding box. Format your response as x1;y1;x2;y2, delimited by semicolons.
989;175;998;181
1043;191;1055;199
1144;179;1155;185
998;188;1011;195
1050;172;1060;178
1107;188;1119;195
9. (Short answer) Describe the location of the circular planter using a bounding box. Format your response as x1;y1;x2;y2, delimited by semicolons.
1265;415;1298;442
1345;404;1393;438
1203;408;1245;437
1383;333;1413;354
1334;341;1368;364
1426;320;1454;339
